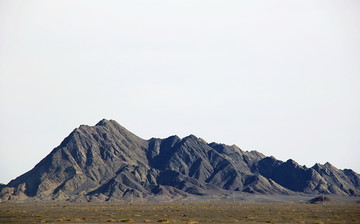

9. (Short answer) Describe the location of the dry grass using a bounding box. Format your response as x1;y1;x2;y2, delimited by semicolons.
119;219;134;222
0;201;359;223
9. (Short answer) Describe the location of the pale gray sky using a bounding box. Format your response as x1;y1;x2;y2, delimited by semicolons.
1;0;359;184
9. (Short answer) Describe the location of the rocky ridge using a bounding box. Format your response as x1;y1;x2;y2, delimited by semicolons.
1;119;359;202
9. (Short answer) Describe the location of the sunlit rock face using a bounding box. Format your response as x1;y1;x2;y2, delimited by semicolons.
2;119;359;202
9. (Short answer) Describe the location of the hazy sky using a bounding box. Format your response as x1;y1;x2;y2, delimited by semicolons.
1;0;359;184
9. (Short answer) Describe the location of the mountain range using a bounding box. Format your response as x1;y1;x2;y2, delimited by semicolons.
1;119;359;202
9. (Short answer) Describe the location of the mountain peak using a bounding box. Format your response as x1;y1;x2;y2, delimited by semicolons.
1;119;359;202
184;134;198;140
324;162;334;168
96;118;116;126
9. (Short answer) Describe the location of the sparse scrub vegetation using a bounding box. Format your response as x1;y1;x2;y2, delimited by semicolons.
0;201;359;223
119;219;134;222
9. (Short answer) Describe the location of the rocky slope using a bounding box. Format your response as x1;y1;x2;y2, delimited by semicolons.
1;119;359;201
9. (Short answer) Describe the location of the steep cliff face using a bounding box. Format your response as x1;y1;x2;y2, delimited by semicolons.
1;119;359;201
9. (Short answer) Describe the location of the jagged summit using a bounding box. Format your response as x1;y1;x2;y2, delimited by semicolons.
96;118;113;126
1;119;359;202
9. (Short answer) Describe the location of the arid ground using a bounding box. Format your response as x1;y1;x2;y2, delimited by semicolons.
1;201;359;223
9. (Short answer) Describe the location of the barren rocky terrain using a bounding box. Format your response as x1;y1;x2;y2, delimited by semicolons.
1;119;359;202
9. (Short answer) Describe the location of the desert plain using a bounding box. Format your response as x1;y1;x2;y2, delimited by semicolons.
1;197;360;224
